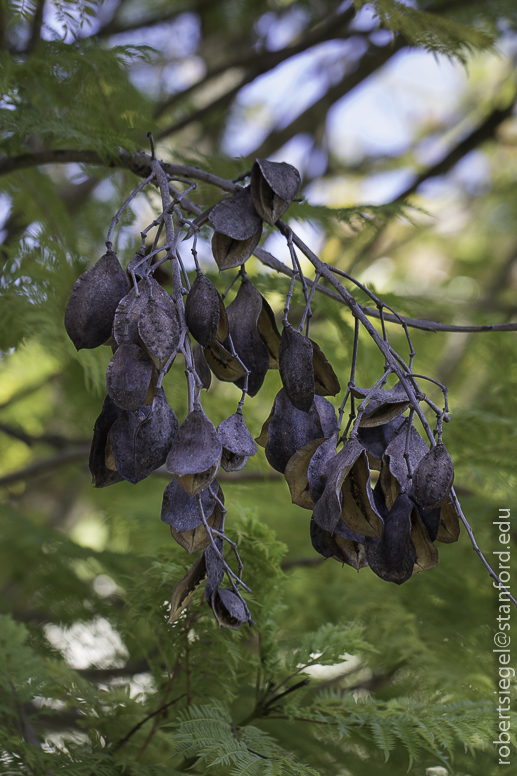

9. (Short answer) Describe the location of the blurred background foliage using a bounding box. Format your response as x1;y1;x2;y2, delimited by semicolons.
1;0;517;773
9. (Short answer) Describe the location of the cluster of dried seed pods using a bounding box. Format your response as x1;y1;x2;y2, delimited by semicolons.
64;154;464;629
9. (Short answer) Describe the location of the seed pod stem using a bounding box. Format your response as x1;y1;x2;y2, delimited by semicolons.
106;172;155;250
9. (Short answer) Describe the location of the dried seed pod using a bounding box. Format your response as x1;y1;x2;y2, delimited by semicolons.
357;415;406;471
204;340;247;382
217;412;257;472
113;278;172;346
312;438;383;538
262;389;324;474
379;420;429;510
185;275;226;347
137;299;180;366
285;437;327;509
257;295;281;368
161;481;224;554
307;432;339;503
436;497;461;543
110;389;178;484
412;442;454;508
250;159;301;225
364;493;416;585
310;519;367;570
312;339;340;397
166;406;222;495
279;324;314;412
314;395;338;437
65;250;128;350
209;188;263;270
193;343;212;390
106;343;154;412
224;277;269;396
351;382;411;428
89;395;125;488
410;506;439;573
413;502;442;542
167;553;207;624
211;588;247;629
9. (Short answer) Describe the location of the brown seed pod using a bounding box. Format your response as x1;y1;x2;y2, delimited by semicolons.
257;295;281;368
166;406;222;495
262;389;324;474
106;343;154;412
89;395;125;488
312;438;383;538
224;277;270;396
65;250;128;350
211;588;247;629
410;506;439;573
204;340;247;382
310;519;367;570
110;389;178;484
193;343;212;390
185;274;226;347
137;299;180;366
161;481;224;554
217;412;257;472
285;437;327;509
379;420;429;510
167;553;207;624
364;493;416;585
250;159;301;225
351;382;411;428
412;442;454;508
279;324;314;412
209;187;263;270
436;497;461;543
312;339;340;397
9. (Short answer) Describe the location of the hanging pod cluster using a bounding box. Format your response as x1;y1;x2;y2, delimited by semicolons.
64;155;461;630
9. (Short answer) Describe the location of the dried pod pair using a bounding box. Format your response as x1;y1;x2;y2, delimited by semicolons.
351;382;410;427
250;158;301;226
310;518;367;571
65;250;128;350
279;324;340;412
217;413;257;472
161;479;224;554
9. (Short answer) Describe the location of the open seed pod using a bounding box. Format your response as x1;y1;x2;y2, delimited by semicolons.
167;553;207;624
65;250;128;350
217;412;257;472
259;389;324;474
312;438;383;538
351;382;411;428
161;480;224;554
310;518;367;570
185;274;229;347
106;343;154;411
364;493;416;584
203;340;247;382
114;278;173;346
250;159;301;225
209;187;262;270
257;295;281;368
411;442;454;508
193;343;212;390
211;588;248;629
312;339;340;397
307;431;339;503
137;298;180;367
379;419;429;510
436;496;461;543
285;437;327;509
89;395;125;488
357;415;406;470
110;389;178;484
410;506;439;573
279;324;314;412
224;277;270;396
166;406;222;495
